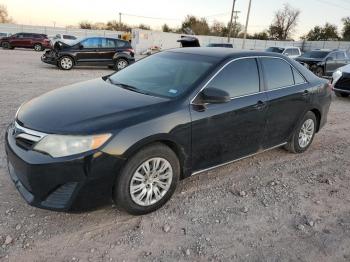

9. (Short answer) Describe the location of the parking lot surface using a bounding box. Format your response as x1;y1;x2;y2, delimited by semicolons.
0;49;350;262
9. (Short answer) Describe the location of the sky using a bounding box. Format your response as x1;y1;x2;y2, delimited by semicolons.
2;0;350;39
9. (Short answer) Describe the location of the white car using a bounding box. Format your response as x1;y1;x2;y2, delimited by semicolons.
332;64;350;97
266;46;302;59
50;34;77;45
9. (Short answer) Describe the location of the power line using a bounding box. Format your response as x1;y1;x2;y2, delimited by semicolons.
313;0;350;11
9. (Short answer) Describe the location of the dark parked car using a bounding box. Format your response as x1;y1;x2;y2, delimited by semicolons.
1;32;51;51
41;37;135;70
295;49;350;77
6;48;331;215
207;43;233;48
332;64;350;97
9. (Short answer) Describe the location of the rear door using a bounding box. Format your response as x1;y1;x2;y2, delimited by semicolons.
325;52;337;75
260;57;309;148
75;37;102;65
99;38;117;65
336;51;348;69
11;33;26;47
191;58;268;171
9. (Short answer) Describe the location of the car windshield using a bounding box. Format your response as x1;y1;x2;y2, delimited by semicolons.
301;51;330;59
266;47;284;53
108;52;218;98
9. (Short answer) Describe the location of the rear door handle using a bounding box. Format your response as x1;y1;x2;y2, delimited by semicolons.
253;100;267;110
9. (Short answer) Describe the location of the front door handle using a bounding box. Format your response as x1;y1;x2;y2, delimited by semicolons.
253;100;267;111
302;90;310;96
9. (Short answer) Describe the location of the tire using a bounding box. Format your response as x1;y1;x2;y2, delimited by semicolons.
285;111;317;154
114;58;129;71
1;42;10;49
33;43;43;51
315;67;324;77
334;91;349;97
58;56;74;70
113;143;180;215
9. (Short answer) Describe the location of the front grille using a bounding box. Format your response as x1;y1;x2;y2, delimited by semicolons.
12;122;47;151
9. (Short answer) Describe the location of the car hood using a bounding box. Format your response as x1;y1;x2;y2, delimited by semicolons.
17;78;169;134
295;57;323;63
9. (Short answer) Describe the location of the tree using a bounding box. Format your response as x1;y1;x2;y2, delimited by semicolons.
342;17;350;41
79;21;92;29
181;15;210;35
137;24;151;30
268;4;300;40
304;23;339;41
105;20;131;31
162;24;171;32
251;31;269;40
0;4;13;23
210;21;227;36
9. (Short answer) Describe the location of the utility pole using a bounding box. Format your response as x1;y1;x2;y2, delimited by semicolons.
227;0;237;43
242;0;252;49
232;11;240;38
119;12;122;24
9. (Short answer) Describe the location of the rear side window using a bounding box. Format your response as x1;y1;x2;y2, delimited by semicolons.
116;40;128;48
292;68;306;85
63;35;76;40
101;38;116;48
261;58;294;90
208;58;260;98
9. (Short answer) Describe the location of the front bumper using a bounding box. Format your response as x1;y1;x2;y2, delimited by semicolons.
41;50;58;65
5;124;125;211
334;73;350;93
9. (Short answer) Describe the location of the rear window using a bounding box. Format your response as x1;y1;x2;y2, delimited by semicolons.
261;58;294;90
266;47;284;53
101;38;116;48
116;40;129;48
301;51;330;59
63;35;76;40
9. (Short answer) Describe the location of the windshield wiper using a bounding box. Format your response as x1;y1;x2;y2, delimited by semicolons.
107;77;152;96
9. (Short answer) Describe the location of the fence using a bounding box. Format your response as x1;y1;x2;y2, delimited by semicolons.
1;23;350;54
0;23;124;39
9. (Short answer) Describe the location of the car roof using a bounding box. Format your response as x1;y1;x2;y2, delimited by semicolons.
167;47;287;59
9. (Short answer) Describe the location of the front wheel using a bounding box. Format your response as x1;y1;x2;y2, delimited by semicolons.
114;58;129;71
315;67;324;77
285;111;317;154
334;91;349;97
58;56;74;70
1;42;10;49
33;43;43;51
113;143;180;215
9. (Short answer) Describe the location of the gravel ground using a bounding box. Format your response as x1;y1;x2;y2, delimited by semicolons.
0;49;350;262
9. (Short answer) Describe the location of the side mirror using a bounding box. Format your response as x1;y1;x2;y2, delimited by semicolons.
79;44;84;50
200;87;230;104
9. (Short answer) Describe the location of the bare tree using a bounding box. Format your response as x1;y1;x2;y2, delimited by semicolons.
0;4;13;23
268;4;300;40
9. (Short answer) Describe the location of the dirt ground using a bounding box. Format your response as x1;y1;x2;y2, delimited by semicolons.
0;48;350;262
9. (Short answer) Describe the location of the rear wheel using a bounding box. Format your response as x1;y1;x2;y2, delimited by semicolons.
114;58;129;71
33;43;43;51
285;111;317;154
334;91;349;97
113;143;180;215
58;56;74;70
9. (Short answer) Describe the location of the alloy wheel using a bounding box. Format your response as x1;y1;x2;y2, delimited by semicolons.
60;57;73;70
117;59;128;70
34;44;42;51
130;157;173;206
298;119;315;148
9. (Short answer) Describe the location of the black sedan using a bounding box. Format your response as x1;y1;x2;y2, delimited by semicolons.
6;48;331;215
332;64;350;97
295;49;350;77
41;37;135;70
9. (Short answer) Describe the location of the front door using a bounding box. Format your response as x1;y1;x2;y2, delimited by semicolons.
191;58;268;172
76;37;102;65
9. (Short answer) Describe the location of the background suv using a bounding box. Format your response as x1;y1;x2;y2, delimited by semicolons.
41;37;135;70
266;46;301;59
296;49;350;77
1;32;51;51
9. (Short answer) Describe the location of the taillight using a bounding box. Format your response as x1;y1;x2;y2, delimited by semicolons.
126;48;134;54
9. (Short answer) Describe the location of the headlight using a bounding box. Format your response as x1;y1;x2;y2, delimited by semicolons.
332;69;343;85
34;134;111;158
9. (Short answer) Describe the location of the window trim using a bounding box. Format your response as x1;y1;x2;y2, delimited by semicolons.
190;56;308;105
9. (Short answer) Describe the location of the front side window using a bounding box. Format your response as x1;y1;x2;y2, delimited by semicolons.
81;38;101;48
261;58;294;90
208;58;260;98
336;52;346;60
